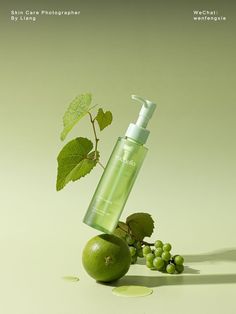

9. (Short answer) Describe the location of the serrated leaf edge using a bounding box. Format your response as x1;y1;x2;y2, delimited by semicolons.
60;93;93;141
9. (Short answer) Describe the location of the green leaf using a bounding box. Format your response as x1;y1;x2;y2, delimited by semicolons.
118;221;129;233
113;228;127;240
113;221;129;240
60;93;92;141
95;108;113;131
56;137;98;191
126;213;155;241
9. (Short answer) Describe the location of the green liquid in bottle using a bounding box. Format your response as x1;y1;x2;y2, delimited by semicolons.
83;137;147;233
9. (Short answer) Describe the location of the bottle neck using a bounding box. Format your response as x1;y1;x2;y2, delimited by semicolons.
124;136;144;146
125;123;150;145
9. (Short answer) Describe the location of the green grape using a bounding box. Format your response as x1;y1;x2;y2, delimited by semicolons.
162;261;168;271
153;257;164;270
137;248;144;258
131;255;137;264
162;251;171;261
174;255;184;265
163;243;172;252
154;247;163;257
126;234;135;245
142;245;151;256
154;240;163;249
166;263;175;274
160;261;168;272
146;260;154;269
176;264;184;273
146;253;155;262
129;246;136;257
134;241;142;250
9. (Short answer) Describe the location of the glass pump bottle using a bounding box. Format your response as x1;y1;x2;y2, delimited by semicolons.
83;95;157;233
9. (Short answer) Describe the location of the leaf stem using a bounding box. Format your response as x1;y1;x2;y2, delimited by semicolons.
88;112;105;169
88;112;99;159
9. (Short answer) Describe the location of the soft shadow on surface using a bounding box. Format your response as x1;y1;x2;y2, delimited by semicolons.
183;266;200;274
184;248;236;263
106;273;236;288
137;248;236;265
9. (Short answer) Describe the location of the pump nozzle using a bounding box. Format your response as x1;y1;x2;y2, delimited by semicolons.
125;95;157;144
131;95;156;128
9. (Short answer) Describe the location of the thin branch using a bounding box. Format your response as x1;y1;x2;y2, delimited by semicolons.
142;240;155;246
88;112;99;160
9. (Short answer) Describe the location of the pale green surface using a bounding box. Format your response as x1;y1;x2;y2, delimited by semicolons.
112;285;153;297
0;0;236;313
62;276;80;282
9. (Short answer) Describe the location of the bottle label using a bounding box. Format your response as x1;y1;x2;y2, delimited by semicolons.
115;155;136;167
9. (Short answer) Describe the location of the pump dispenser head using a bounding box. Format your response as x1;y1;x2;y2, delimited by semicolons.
125;95;157;144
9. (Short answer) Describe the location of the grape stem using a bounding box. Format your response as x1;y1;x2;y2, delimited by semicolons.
117;225;154;246
142;240;155;246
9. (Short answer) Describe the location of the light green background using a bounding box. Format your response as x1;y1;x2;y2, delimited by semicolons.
0;0;235;313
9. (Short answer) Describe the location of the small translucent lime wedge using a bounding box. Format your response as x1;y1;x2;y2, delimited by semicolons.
112;285;153;297
62;276;80;282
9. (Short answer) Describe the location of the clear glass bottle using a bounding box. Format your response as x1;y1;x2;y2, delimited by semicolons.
83;95;156;233
83;137;148;233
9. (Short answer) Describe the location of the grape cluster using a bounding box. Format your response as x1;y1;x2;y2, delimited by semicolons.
126;235;184;274
143;240;184;274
